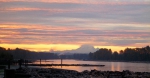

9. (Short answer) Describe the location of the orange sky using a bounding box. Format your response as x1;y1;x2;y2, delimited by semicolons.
0;0;150;52
0;43;141;52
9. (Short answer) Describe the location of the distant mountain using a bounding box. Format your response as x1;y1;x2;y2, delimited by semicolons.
50;44;99;55
74;44;98;53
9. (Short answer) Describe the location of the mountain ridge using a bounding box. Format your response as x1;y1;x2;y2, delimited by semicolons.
50;44;99;55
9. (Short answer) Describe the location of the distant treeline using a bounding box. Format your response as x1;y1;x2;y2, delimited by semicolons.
0;47;89;60
0;46;150;63
0;47;58;60
0;47;13;64
89;46;150;61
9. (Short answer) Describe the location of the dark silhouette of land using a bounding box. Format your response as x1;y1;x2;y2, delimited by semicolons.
0;46;150;65
1;46;150;78
27;64;105;67
89;46;150;62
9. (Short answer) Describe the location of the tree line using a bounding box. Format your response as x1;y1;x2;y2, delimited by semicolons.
0;45;150;64
0;47;13;64
89;46;150;61
0;47;58;64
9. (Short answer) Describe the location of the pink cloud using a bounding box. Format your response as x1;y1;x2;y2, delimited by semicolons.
0;0;149;5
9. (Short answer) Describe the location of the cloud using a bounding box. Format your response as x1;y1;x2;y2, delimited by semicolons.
0;23;150;46
0;0;150;50
0;1;150;23
110;39;150;46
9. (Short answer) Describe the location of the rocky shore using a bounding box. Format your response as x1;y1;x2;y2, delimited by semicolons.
5;67;150;78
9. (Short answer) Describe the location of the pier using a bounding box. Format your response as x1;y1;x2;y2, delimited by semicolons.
24;59;105;67
26;64;105;67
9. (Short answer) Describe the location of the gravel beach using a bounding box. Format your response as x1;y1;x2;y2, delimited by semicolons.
7;67;150;78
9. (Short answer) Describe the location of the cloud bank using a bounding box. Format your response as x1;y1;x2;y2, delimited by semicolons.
0;0;150;51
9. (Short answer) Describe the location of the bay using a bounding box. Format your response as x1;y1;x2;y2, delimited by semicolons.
32;59;150;72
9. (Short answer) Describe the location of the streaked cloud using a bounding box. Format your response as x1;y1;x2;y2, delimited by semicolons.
0;0;150;51
0;24;149;45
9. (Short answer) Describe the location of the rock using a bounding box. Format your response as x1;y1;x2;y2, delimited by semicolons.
7;67;150;78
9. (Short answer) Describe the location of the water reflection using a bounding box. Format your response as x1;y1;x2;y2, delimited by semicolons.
32;59;150;72
111;62;115;71
117;62;120;71
111;62;121;71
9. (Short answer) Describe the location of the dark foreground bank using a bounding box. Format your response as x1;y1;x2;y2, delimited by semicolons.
4;67;150;78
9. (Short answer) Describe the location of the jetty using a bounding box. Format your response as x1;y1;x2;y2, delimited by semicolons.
26;64;105;67
21;59;105;67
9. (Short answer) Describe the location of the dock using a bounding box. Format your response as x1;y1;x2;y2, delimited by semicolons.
26;64;105;67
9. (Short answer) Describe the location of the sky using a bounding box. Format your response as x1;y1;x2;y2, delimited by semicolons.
0;0;150;52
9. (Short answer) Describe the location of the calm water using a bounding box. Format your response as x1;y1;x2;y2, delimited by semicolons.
33;59;150;72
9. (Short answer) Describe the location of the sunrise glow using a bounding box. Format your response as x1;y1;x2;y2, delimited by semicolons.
0;0;150;52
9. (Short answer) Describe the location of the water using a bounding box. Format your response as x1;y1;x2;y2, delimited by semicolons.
32;59;150;72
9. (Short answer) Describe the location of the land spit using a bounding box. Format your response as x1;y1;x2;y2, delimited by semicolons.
27;64;105;67
4;67;150;78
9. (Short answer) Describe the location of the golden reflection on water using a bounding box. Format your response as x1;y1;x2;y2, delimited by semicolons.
111;62;120;71
33;59;103;72
117;62;120;71
33;59;86;72
111;62;115;71
32;59;150;72
34;60;121;72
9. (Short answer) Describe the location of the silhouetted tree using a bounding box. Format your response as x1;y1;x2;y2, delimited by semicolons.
88;46;150;62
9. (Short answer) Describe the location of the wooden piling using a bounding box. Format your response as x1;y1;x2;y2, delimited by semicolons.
40;59;41;67
8;60;10;69
61;59;63;68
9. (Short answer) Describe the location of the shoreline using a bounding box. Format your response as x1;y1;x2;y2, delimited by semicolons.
4;67;150;78
83;59;150;63
35;59;150;63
